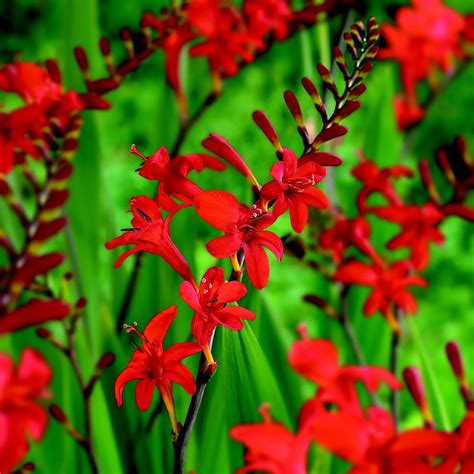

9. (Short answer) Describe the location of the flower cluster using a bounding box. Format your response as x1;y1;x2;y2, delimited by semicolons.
108;18;380;456
380;0;473;129
304;138;474;334
232;330;474;473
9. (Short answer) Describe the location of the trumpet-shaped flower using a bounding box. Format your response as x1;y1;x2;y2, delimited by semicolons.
105;195;193;282
334;260;427;332
115;305;201;435
180;266;255;362
371;202;445;270
131;145;225;210
194;190;283;289
231;404;311;474
260;148;328;233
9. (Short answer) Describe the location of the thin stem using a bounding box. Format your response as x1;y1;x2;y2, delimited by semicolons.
63;320;100;474
389;309;401;429
407;316;451;431
116;251;144;333
339;285;378;406
173;330;217;474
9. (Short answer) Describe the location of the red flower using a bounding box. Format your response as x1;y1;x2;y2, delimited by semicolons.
243;0;293;42
0;62;83;131
115;305;201;435
131;145;225;210
180;266;255;363
0;106;43;174
386;421;474;473
334;260;427;332
230;404;310;474
260;148;328;233
0;348;52;472
105;195;194;282
318;214;378;263
371;202;445;270
289;332;401;413
194;190;283;289
189;3;262;80
394;94;425;130
380;0;465;100
351;158;412;211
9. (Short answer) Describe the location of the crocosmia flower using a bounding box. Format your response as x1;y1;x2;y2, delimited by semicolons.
260;148;328;233
371;202;445;270
0;348;52;472
115;305;201;435
131;145;225;210
105;195;194;282
195;190;283;289
230;404;310;474
334;260;427;332
180;266;255;363
289;329;401;412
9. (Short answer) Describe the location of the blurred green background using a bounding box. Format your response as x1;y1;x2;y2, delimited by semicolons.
1;0;473;472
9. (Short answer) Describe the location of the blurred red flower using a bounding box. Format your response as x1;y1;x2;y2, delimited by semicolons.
230;404;310;474
334;260;427;331
0;348;52;472
371;202;445;270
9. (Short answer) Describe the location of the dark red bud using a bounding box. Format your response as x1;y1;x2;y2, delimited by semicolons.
73;47;89;72
36;327;51;339
76;297;87;309
97;352;115;370
49;404;67;423
403;367;426;409
446;341;464;379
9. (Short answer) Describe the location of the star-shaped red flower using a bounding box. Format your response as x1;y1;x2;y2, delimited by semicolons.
195;190;283;289
180;266;255;363
115;305;201;435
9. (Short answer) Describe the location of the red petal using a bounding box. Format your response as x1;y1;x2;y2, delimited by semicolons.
135;378;155;411
194;190;240;232
244;241;270;290
312;411;369;463
289;339;339;385
288;195;309;233
216;281;247;304
180;281;202;312
162;342;202;365
334;262;378;286
115;366;144;407
143;305;178;347
163;360;197;395
18;348;52;394
300;186;329;209
217;306;255;325
206;234;241;258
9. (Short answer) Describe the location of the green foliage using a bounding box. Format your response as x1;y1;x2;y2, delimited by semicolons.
1;1;473;473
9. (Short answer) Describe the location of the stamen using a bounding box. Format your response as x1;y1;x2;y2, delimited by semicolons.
136;208;152;222
130;144;146;160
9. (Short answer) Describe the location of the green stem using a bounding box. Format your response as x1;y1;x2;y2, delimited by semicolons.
407;317;451;430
